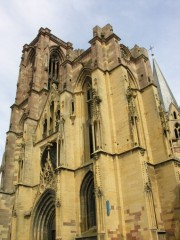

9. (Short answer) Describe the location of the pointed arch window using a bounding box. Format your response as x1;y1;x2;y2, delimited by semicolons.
49;101;54;134
71;99;75;115
27;48;36;90
80;172;96;233
83;77;102;159
28;49;35;67
94;121;100;151
43;119;47;138
173;111;177;119
85;80;94;157
41;142;57;170
48;52;60;89
174;122;180;139
87;85;93;119
56;109;61;131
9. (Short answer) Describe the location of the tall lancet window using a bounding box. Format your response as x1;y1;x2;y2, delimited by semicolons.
56;109;60;131
83;77;102;160
49;101;54;134
48;52;60;89
43;119;47;138
174;122;180;139
173;111;177;120
27;48;36;90
86;79;93;157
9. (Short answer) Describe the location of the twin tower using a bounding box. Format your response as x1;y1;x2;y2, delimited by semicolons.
0;24;180;240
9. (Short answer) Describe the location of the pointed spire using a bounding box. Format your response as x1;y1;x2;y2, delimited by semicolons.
153;58;178;112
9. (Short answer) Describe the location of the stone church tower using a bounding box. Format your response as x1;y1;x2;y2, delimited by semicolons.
0;24;180;240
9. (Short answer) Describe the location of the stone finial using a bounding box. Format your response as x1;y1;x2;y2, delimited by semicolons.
93;25;102;37
38;27;51;34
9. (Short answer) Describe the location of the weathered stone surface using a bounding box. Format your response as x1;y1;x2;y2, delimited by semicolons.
0;24;180;240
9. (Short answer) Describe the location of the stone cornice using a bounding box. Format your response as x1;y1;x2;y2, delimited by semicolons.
140;82;157;92
25;28;71;51
15;183;39;188
28;87;49;97
11;88;49;109
89;33;120;45
132;54;149;62
11;98;28;109
90;146;146;159
147;158;180;168
0;190;15;195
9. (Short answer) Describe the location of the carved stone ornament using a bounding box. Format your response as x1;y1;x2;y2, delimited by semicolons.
126;86;136;100
56;198;61;208
140;148;145;156
39;158;56;193
142;161;152;192
92;88;102;120
55;115;65;139
24;211;31;219
158;102;169;132
121;48;130;61
12;207;17;218
121;48;128;59
70;114;76;125
96;187;103;198
144;182;152;192
93;152;100;160
126;87;137;115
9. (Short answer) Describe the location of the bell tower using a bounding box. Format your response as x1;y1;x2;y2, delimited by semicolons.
0;24;180;240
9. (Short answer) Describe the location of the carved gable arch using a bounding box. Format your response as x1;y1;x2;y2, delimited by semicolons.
120;44;131;61
75;67;92;92
26;47;36;67
168;102;180;119
19;108;29;131
49;46;65;63
127;69;139;89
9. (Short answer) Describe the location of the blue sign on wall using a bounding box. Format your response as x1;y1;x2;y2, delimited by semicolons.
106;200;110;216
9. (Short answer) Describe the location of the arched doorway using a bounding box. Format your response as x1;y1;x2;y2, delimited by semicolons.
32;189;56;240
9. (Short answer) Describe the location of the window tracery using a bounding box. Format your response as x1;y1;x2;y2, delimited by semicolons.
126;85;140;145
48;52;60;89
120;46;130;61
41;142;57;170
84;78;102;158
85;80;94;157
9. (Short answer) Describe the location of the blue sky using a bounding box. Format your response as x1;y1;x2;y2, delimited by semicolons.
0;0;180;162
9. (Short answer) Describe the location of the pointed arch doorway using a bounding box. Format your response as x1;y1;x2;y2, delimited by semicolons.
32;189;56;240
